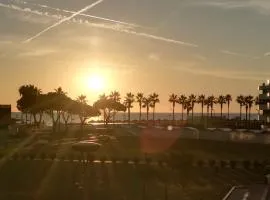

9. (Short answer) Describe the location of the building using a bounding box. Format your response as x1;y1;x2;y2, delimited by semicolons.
258;80;270;123
0;105;11;128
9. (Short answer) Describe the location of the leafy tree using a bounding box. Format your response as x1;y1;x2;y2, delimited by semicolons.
197;94;205;119
17;84;41;125
217;95;226;118
150;93;160;121
136;93;144;121
94;95;126;125
169;93;178;122
124;93;135;124
225;94;232;119
178;95;187;121
74;95;100;130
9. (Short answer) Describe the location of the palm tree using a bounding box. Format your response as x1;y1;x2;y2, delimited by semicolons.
225;94;232;119
217;95;226;118
236;95;245;120
245;95;254;122
109;91;121;122
124;93;135;124
136;93;144;121
188;94;197;122
77;95;87;104
54;87;67;130
150;93;160;121
142;97;151;122
184;100;192;118
197;95;205;119
208;95;216;118
109;91;121;102
204;98;210;118
178;95;187;121
169;93;178;122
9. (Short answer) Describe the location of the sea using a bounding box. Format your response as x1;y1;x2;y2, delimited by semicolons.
11;112;258;125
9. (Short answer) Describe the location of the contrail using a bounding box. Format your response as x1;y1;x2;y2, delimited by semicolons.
15;0;140;28
22;0;103;43
0;2;198;47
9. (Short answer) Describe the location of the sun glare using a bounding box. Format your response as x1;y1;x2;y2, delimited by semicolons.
87;74;104;91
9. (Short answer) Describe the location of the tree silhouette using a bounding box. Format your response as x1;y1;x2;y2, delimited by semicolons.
184;100;192;118
94;95;126;125
236;95;245;120
178;95;187;121
17;84;41;124
169;93;178;122
225;94;232;119
188;94;197;122
217;95;226;118
245;95;254;122
142;97;151;122
204;98;210;119
150;93;160;121
208;95;216;118
136;93;144;121
109;91;121;122
75;95;99;130
197;95;205;119
124;92;135;124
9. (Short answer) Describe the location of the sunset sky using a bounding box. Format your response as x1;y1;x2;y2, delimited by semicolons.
1;0;270;112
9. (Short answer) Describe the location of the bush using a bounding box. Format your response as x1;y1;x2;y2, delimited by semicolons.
145;157;152;165
29;154;36;160
220;160;227;168
229;160;237;169
254;160;262;169
197;160;205;167
40;153;46;160
243;160;251;169
209;160;216;168
12;153;19;160
133;157;140;165
100;156;107;164
49;153;56;160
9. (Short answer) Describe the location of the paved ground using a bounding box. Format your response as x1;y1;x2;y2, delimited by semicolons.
223;185;269;200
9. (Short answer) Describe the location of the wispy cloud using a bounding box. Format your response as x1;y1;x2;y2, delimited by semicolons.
0;2;198;48
264;52;270;56
22;0;104;43
189;0;270;15
174;62;270;80
220;49;260;59
18;49;57;57
148;53;160;61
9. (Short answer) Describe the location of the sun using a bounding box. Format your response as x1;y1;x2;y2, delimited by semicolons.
87;74;104;91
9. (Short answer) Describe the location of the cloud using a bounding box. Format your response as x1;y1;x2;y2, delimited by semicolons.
0;2;198;48
174;61;270;80
148;53;160;61
189;0;270;15
18;49;57;57
22;0;104;43
264;52;270;56
13;0;140;28
193;54;207;61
